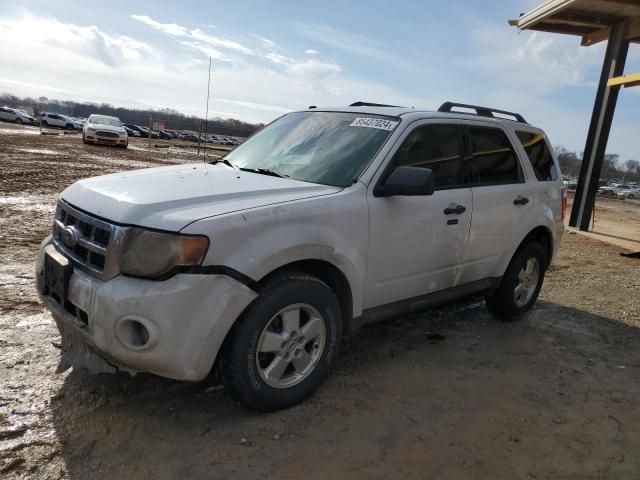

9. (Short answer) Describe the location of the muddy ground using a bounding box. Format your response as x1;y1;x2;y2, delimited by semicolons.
1;124;640;479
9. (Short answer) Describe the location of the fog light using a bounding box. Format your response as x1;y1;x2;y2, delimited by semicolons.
115;316;157;351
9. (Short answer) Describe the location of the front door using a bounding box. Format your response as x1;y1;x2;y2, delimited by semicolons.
365;122;472;309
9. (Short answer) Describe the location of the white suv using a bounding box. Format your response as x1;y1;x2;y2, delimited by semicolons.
36;102;565;411
40;112;80;130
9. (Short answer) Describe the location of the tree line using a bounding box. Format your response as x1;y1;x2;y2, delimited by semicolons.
555;146;640;183
0;92;264;138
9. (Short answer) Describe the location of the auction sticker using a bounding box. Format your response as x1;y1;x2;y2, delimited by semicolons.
350;117;398;131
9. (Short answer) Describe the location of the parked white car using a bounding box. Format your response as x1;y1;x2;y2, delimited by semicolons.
0;106;36;125
41;112;81;130
617;186;639;199
36;102;565;411
83;114;128;148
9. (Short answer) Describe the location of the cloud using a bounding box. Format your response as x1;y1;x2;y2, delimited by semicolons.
131;14;254;57
305;49;318;55
130;15;188;36
179;41;229;61
296;24;390;60
250;33;277;49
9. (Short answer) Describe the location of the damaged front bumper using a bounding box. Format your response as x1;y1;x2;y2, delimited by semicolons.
36;237;258;381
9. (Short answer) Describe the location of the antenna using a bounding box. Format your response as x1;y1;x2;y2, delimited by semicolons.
203;56;212;161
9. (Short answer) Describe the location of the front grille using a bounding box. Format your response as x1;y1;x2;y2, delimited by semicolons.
96;130;119;138
52;201;127;280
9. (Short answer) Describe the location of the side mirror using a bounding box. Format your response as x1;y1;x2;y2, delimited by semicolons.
375;166;435;197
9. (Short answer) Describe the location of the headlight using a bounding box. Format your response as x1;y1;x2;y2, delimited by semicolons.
120;228;209;278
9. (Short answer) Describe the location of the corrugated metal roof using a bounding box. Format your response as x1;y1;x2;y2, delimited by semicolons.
510;0;640;46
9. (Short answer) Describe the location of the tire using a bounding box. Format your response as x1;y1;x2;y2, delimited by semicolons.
485;242;546;321
15;118;23;125
223;273;342;412
82;133;89;145
42;120;48;127
65;124;74;131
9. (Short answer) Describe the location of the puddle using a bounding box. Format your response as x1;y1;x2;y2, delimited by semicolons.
0;195;56;214
0;127;40;135
16;148;59;155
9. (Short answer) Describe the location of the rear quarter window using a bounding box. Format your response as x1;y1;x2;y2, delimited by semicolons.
515;131;558;181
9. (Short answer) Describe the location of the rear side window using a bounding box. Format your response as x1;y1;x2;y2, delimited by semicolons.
515;131;558;181
390;124;463;189
466;126;521;185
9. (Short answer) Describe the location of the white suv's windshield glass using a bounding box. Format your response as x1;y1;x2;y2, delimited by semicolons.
225;111;398;187
89;115;122;127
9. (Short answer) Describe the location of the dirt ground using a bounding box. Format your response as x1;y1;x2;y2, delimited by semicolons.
1;124;640;480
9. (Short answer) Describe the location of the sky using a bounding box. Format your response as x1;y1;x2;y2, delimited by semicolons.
0;0;639;161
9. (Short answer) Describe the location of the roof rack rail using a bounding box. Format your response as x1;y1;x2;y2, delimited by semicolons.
437;102;527;124
350;101;402;108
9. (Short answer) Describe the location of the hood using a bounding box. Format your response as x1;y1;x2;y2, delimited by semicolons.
89;122;125;133
61;163;341;231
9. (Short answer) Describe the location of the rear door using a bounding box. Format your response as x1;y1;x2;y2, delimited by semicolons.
365;121;473;308
458;122;533;283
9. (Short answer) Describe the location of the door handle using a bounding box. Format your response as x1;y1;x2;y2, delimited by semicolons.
444;204;466;215
513;196;529;206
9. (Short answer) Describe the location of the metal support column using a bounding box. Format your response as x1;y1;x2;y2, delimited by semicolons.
570;22;629;231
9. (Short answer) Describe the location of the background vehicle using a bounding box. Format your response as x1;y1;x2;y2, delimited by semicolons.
123;125;141;137
617;185;639;199
598;183;622;196
134;125;159;139
83;114;128;148
36;102;564;412
41;112;79;130
0;106;37;125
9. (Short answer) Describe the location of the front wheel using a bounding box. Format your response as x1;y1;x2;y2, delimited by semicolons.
15;118;23;125
486;242;546;321
223;273;342;411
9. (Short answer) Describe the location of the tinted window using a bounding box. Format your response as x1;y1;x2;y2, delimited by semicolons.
390;124;462;189
466;126;521;185
515;130;558;181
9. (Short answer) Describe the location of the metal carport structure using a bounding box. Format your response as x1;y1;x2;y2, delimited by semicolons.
509;0;640;231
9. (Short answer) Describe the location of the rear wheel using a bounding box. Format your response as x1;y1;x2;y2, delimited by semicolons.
486;242;546;321
223;273;342;412
41;120;49;127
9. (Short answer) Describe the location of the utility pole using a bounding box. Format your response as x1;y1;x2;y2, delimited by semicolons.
203;56;212;162
148;115;152;148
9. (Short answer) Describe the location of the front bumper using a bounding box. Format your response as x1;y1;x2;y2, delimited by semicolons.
36;239;257;381
84;131;127;145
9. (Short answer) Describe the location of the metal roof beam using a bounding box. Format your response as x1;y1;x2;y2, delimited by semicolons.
582;16;640;45
607;72;640;87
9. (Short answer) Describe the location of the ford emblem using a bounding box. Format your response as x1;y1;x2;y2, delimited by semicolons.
61;226;79;248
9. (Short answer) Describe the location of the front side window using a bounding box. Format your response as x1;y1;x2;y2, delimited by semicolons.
389;124;463;189
515;130;558;181
466;126;522;185
225;111;397;187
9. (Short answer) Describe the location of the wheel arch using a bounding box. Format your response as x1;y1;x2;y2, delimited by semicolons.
516;225;554;269
255;259;354;337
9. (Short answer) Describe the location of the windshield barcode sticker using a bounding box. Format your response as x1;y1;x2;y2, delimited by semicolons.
350;117;398;131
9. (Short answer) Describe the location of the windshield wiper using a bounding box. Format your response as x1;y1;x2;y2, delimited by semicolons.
240;167;288;178
210;157;240;175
